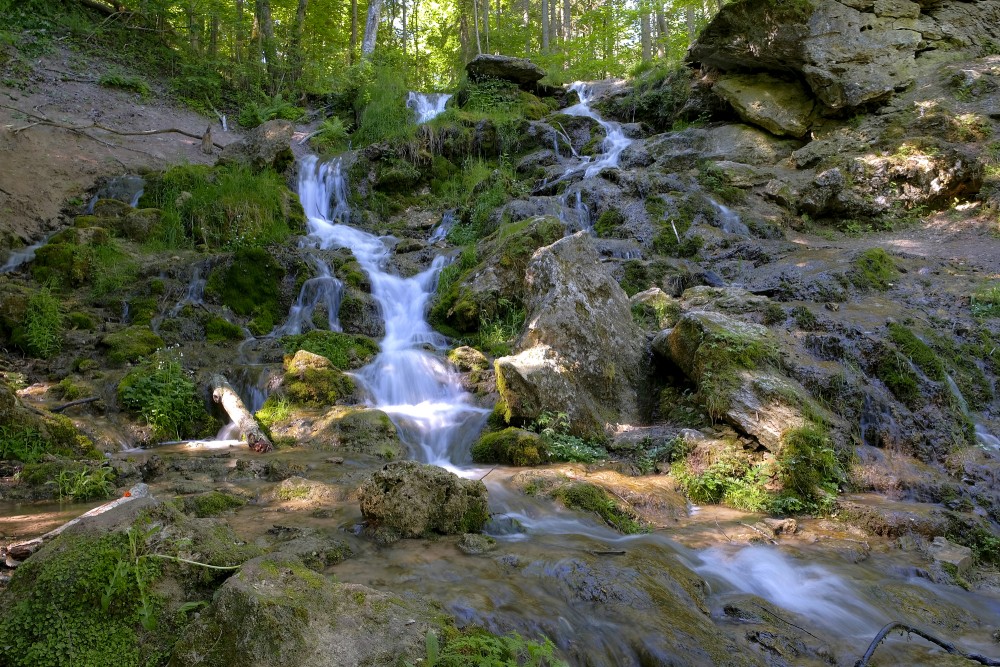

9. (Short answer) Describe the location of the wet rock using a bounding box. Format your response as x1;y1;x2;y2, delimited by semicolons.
269;476;342;506
495;232;648;438
170;553;433;667
218;119;295;172
721;593;839;665
448;345;489;372
471;427;548;466
927;536;972;574
465;54;546;90
282;350;356;407
268;528;353;570
835;497;949;537
268;406;404;460
458;533;497;555
358;461;490;541
629;287;681;330
713;73;816;138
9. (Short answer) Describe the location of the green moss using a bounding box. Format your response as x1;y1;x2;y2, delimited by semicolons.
101;325;164;366
284;366;355;407
620;260;650;297
255;395;292;430
434;626;564;666
873;349;921;408
594;209;625;238
205;248;285;336
555;482;646;534
204;317;244;344
374;158;422;192
67;311;95;330
762;302;785;325
774;423;840;513
470;428;548;466
280;330;378;370
127;297;158;326
850;248;898;291
791;305;818;330
182;491;246;517
888;323;945;381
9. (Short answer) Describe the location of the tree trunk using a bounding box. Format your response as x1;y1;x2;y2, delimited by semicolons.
541;0;549;52
289;0;309;85
686;4;696;46
361;0;383;57
209;15;219;58
655;6;668;58
549;0;557;51
211;375;273;452
472;0;482;54
401;0;408;58
562;0;570;41
235;0;245;63
350;0;358;63
640;8;651;61
255;0;278;88
483;0;489;53
522;0;530;54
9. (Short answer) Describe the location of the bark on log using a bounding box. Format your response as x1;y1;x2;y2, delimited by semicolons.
211;374;273;452
1;483;149;567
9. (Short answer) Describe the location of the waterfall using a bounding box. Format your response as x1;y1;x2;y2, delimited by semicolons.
428;210;457;244
562;82;632;179
297;156;488;465
274;254;343;336
406;92;452;124
708;198;751;237
0;235;51;274
168;264;207;317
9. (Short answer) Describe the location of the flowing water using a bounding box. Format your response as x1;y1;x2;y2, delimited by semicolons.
562;82;632;179
406;91;452;124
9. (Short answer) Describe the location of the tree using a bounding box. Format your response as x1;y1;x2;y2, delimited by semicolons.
361;0;383;57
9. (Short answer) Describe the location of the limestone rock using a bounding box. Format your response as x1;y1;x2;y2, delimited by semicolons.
219;119;294;171
495;232;648;438
170;553;433;667
458;533;497;555
358;461;490;540
466;54;546;89
713;73;816;138
928;536;973;574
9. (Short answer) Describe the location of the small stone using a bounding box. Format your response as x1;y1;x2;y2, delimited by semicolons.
763;517;797;535
457;533;497;555
325;457;345;465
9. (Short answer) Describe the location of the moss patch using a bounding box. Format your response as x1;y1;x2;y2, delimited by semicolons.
100;326;164;366
555;482;646;534
180;491;247;517
849;248;898;291
470;428;548;466
280;330;379;370
205;247;285;336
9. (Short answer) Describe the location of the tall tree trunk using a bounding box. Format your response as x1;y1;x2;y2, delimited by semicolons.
686;5;696;46
235;0;245;63
562;0;570;41
289;0;309;85
472;0;482;54
209;15;219;57
640;8;650;61
549;0;556;50
255;0;278;89
541;0;549;52
350;0;358;64
655;6;667;58
186;5;200;52
483;0;489;53
401;0;408;59
523;0;530;54
412;0;420;80
361;0;383;57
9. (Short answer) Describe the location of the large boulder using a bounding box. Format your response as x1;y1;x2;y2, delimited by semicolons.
358;461;490;540
712;73;816;138
689;0;1000;110
466;54;546;89
218;119;294;171
169;553;434;667
495;232;648;438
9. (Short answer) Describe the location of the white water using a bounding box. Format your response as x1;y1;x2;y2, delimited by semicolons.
406;92;452;124
428;210;457;244
562;82;632;179
976;423;1000;449
559;190;591;234
168;264;207;317
274;254;343;336
298;156;488;465
0;235;51;274
709;198;751;237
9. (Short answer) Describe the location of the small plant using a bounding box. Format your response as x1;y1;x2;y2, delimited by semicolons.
98;71;152;98
255;395;292;429
791;305;818;330
971;283;1000;319
117;356;208;440
416;626;566;667
55;465;116;501
23;286;63;358
556;482;647;534
0;425;47;463
238;93;303;129
310;116;350;153
849;248;898;291
532;412;608;463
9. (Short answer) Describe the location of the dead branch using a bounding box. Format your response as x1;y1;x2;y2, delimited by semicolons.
739;522;777;544
211;374;273;453
51;396;100;413
855;622;1000;667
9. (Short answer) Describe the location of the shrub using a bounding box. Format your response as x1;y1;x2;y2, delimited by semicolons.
970;283;1000;319
238;94;303;129
23;286;62;359
117;356;208;440
775;423;840;513
310;116;350;154
0;425;47;463
351;67;416;148
98;71;151;98
55;465;116;501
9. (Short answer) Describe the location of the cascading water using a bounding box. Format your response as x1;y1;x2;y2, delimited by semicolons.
428;210;457;244
709;198;751;237
562;82;632;179
297;155;489;465
406;92;452;124
0;235;51;274
274;254;343;336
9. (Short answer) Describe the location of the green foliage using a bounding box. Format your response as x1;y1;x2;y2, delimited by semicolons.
673;446;771;513
310;116;350;154
101;325;164;365
620;260;650;297
427;626;565;667
461;77;522;114
279;330;379;370
774;423;840;514
556;482;646;534
0;424;47;463
98;71;151;98
471;428;548;466
181;491;246;518
970;283;1000;319
873;349;921;408
255;395;292;429
473;297;525;357
594;208;625;238
602;64;695;131
791;305;818;330
237;94;303;129
55;465;116;502
888;323;945;381
284;366;355;407
698;162;746;205
140;164;300;251
23;286;62;359
696;326;780;420
351;66;416;148
56;377;85;400
533;412;608;463
849;248;898;291
763;302;786;325
205;247;285;335
118;356;208;440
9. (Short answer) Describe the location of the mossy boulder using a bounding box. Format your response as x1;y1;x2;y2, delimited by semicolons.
169;552;434;667
282;350;356;407
471;427;548;466
206;247;286;336
359;461;490;540
280;330;379;370
0;382;99;467
99;325;164;365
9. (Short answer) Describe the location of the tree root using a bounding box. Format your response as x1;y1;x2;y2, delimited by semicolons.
855;622;1000;667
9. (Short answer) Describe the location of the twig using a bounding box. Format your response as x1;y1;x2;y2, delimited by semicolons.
739;522;777;544
478;467;496;481
146;554;241;570
587;549;626;556
751;602;821;641
715;519;733;542
51;396;100;413
855;622;1000;667
298;129;322;145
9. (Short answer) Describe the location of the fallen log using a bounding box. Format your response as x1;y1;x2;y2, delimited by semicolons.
2;483;149;567
51;396;100;413
211;374;273;453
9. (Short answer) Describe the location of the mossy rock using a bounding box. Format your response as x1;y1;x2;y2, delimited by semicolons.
204;316;244;344
127;296;158;326
283;350;356;407
555;482;647;534
114;208;162;242
178;490;247;517
279;330;379;370
374;158;423;192
100;325;164;365
849;248;898;291
594;208;626;238
471;427;548;466
205;247;285;336
91;198;131;218
335;409;402;460
0;383;100;466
